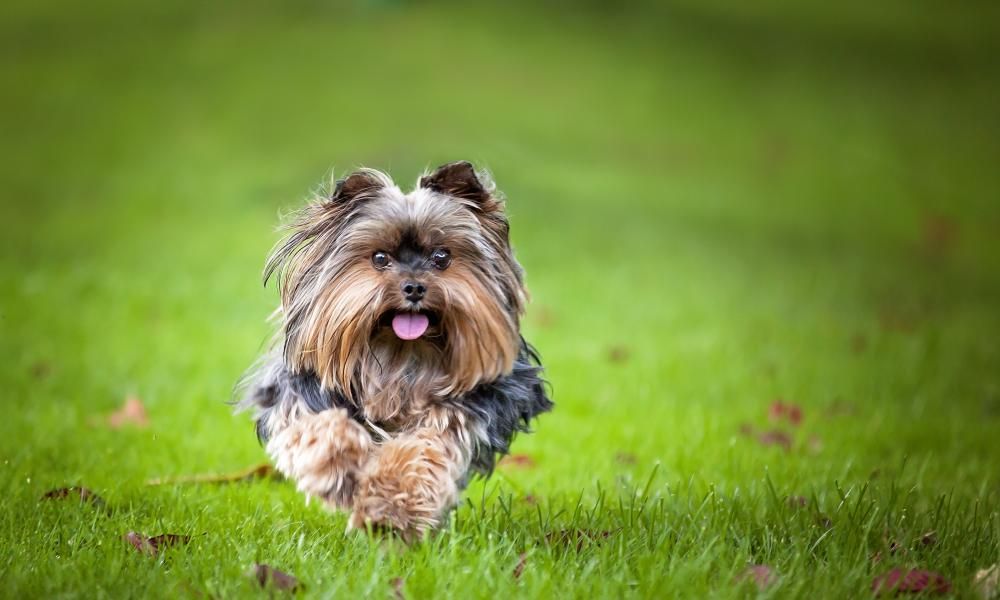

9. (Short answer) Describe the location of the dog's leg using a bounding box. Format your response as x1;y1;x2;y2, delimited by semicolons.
348;410;478;540
266;408;373;509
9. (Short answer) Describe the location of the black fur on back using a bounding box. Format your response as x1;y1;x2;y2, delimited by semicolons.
450;341;552;475
243;361;359;442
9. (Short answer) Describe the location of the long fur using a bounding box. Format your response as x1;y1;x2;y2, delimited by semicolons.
237;161;552;536
243;341;551;475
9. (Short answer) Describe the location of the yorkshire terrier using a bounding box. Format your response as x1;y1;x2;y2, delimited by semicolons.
239;161;552;539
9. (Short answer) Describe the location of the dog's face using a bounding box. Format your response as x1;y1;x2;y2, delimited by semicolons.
267;162;526;400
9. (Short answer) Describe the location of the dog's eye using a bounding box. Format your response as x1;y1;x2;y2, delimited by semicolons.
372;251;391;270
430;248;451;270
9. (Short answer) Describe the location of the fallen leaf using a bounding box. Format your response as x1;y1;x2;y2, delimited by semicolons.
974;565;999;599
544;529;614;552
824;398;857;417
872;568;951;596
737;565;777;590
786;495;808;509
607;345;630;364
878;307;918;333
533;306;556;328
757;430;792;450
920;213;958;257
146;464;281;486
513;553;528;580
768;401;787;422
29;361;52;379
107;396;149;429
41;486;105;508
499;454;536;469
769;400;802;425
850;334;868;355
390;577;405;600
247;564;301;592
124;532;191;556
614;452;637;465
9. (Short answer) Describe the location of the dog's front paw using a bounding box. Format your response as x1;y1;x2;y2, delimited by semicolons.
347;436;458;541
266;408;372;508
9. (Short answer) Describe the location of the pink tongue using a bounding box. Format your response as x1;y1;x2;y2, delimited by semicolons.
391;312;429;340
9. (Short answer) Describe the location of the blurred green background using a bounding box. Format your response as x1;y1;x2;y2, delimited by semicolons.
2;0;999;597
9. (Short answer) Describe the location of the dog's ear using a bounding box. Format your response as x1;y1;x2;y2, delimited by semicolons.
419;161;490;203
329;169;387;204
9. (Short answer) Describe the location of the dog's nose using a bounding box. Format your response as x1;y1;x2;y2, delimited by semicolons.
401;280;426;303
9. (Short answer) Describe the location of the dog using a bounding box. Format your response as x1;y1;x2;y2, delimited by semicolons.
239;161;552;539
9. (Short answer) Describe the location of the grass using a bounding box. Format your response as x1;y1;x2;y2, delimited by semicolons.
2;0;1000;597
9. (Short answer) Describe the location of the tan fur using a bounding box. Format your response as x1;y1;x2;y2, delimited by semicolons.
348;407;474;539
272;175;525;412
266;408;373;508
257;165;529;538
268;404;479;539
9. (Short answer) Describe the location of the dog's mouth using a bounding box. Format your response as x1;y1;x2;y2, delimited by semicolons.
377;310;440;341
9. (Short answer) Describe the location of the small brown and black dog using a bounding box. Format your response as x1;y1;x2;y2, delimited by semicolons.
240;161;551;539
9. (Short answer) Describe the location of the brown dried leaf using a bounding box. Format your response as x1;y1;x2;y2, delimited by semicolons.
499;454;536;469
107;396;149;429
757;430;792;450
921;213;959;257
614;452;637;465
533;306;556;328
878;307;918;333
513;553;528;580
390;576;405;600
607;345;630;364
825;398;857;417
146;463;281;486
786;495;808;509
737;565;777;590
248;564;301;592
41;486;106;508
769;400;802;425
872;568;951;595
124;531;191;556
29;360;52;379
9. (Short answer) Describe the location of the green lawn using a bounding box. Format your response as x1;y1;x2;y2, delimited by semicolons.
2;0;999;597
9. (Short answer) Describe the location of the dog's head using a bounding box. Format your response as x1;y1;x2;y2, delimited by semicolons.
266;161;526;399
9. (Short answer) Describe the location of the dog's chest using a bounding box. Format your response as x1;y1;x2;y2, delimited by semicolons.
357;356;446;428
352;334;463;431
